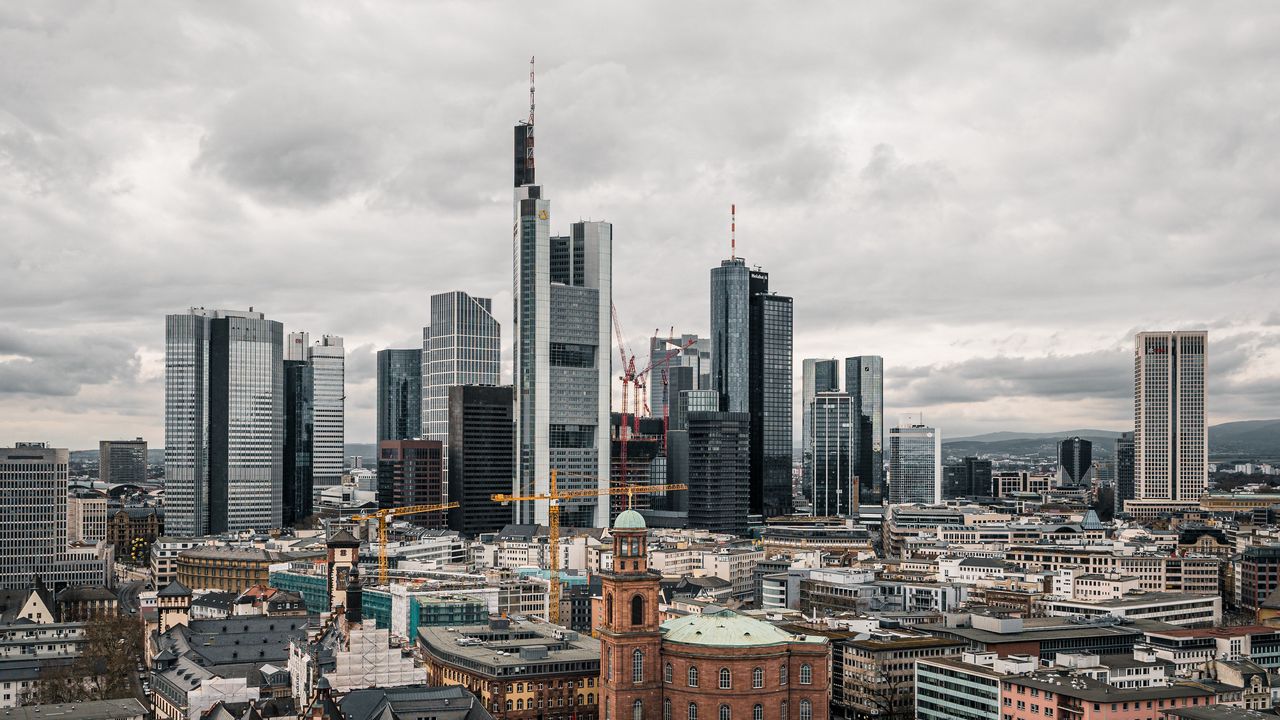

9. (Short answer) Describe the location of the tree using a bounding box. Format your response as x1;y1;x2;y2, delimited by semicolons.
28;612;144;703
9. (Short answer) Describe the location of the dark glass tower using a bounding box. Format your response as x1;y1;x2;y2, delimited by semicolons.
283;359;314;526
377;440;445;527
1114;432;1135;515
376;349;422;444
846;356;884;505
942;456;993;499
446;385;515;536
686;411;750;536
1058;436;1094;486
810;393;857;516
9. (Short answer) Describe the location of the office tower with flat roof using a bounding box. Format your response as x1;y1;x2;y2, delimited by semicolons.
282;358;313;527
286;332;345;499
888;417;942;505
810;392;858;516
686;411;750;536
648;333;710;417
377;348;423;444
99;438;147;485
1114;431;1135;516
802;358;840;503
1133;330;1208;503
710;258;794;518
942;456;993;499
0;443;110;588
446;385;514;536
165;307;283;536
423;291;500;483
512;113;612;528
377;440;445;528
846;355;884;504
1058;436;1094;486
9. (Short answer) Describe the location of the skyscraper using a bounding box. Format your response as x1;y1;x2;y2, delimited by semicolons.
1114;431;1135;516
0;443;110;589
1133;331;1208;505
686;411;751;536
1057;436;1094;486
423;291;500;485
165;307;283;536
513;114;612;528
810;392;857;516
99;438;147;485
282;358;313;526
376;348;422;444
801;359;840;503
846;356;885;504
942;456;993;499
710;258;794;518
888;416;942;505
285;332;345;500
648;333;710;417
377;440;445;527
446;385;514;537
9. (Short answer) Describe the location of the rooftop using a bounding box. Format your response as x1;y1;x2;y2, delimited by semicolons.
340;685;493;720
1011;672;1214;702
661;609;828;648
418;620;599;676
3;698;148;720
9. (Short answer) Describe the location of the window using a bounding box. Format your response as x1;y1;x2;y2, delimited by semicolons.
665;663;673;683
719;706;730;720
799;664;812;685
606;594;614;623
720;668;731;689
781;701;788;719
780;664;788;685
689;703;698;720
753;705;763;720
799;700;812;720
688;666;699;687
633;700;644;720
753;667;763;689
664;699;672;720
633;650;644;684
632;595;645;626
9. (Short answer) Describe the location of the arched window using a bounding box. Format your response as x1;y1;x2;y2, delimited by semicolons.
631;594;645;626
753;705;763;720
517;682;524;693
688;666;699;687
664;699;672;720
608;653;613;680
719;668;731;689
799;664;812;685
780;664;789;685
665;663;673;683
577;694;584;705
516;699;524;710
505;701;512;712
588;693;595;705
606;594;614;622
633;649;644;683
752;667;763;689
719;705;731;720
633;700;644;720
799;700;812;720
781;700;788;719
688;703;698;720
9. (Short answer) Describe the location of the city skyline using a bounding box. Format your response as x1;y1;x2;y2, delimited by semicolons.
5;4;1280;450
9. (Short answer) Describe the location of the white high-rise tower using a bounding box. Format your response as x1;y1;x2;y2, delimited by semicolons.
1133;330;1207;506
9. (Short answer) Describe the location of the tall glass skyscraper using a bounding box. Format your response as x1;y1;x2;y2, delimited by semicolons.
377;348;423;443
513;117;612;528
810;392;857;516
888;416;941;505
1057;436;1094;486
282;359;313;526
287;332;345;500
165;308;283;535
1133;331;1207;505
423;291;500;486
710;259;794;518
649;333;710;417
846;356;884;504
801;358;840;503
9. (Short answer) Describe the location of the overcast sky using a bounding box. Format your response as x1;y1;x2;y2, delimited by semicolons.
2;2;1278;450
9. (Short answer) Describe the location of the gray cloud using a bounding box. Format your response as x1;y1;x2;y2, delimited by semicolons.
0;326;141;397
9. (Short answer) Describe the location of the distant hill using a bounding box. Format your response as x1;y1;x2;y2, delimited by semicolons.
943;434;1119;462
948;429;1123;443
1209;420;1280;460
944;420;1280;462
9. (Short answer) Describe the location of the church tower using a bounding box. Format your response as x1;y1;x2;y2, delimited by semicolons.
599;509;662;720
326;529;359;613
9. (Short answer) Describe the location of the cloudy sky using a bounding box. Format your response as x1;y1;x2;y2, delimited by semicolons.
3;2;1278;450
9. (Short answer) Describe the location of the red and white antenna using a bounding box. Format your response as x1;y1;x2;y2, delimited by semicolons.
730;203;737;260
529;56;536;125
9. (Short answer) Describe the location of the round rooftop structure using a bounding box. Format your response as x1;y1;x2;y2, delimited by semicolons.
614;509;646;530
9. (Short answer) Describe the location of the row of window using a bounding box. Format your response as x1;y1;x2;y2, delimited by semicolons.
642;699;811;720
664;663;809;688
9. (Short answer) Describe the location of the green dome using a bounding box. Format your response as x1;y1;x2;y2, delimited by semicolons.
614;509;646;530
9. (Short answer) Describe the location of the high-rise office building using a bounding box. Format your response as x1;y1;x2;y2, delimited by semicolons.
1133;331;1208;504
710;258;794;518
0;443;110;589
846;356;885;504
423;291;500;484
377;440;445;527
648;333;710;416
686;411;751;536
810;392;858;516
446;385;514;536
1058;436;1094;486
512;113;612;528
609;414;664;519
801;359;840;503
286;332;345;499
165;307;283;536
1114;431;1135;516
377;348;423;443
888;417;942;505
282;359;313;527
942;456;993;499
99;438;147;485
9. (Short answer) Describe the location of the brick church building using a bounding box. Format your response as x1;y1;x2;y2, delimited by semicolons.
599;510;830;720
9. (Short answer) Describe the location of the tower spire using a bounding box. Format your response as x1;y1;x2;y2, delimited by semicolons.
730;203;736;260
529;56;536;126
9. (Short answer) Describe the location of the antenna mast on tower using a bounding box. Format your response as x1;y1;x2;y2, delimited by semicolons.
529;56;536;125
731;203;737;260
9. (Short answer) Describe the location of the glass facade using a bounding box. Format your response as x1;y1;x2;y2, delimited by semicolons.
377;348;422;443
811;393;857;516
423;292;500;487
1058;436;1093;485
282;359;313;526
888;423;941;505
686;411;751;536
1114;431;1135;515
752;291;793;518
308;335;345;497
709;259;751;413
846;355;884;504
649;333;710;416
447;385;515;536
801;359;840;504
99;439;148;485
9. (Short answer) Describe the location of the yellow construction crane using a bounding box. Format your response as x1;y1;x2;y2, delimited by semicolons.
493;470;687;625
350;502;460;585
